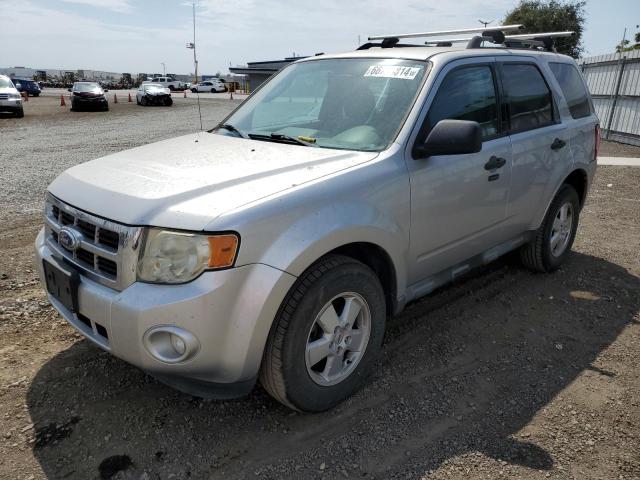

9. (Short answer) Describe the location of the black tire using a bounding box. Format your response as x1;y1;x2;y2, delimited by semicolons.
15;109;24;118
211;88;216;93
190;88;197;93
141;97;147;106
168;85;175;91
260;254;386;412
165;98;173;106
520;184;580;272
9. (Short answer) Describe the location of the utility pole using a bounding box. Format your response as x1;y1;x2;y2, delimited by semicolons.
161;62;165;76
186;2;198;84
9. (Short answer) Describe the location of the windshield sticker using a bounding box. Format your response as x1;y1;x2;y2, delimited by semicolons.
364;65;422;80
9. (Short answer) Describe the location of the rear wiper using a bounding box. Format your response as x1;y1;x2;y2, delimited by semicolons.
248;132;319;147
217;123;248;139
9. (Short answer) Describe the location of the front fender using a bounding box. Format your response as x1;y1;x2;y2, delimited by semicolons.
254;201;408;303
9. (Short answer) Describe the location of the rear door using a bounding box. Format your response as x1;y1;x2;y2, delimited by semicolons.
496;57;572;234
406;58;513;282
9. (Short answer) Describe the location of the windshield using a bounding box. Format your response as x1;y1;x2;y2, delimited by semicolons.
219;58;429;151
73;83;102;93
0;77;15;88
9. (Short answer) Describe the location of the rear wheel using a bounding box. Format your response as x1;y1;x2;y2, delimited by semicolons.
520;184;580;272
165;97;173;106
190;88;197;93
260;255;386;412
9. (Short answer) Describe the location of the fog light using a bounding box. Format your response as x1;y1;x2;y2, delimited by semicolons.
143;326;199;363
170;334;186;356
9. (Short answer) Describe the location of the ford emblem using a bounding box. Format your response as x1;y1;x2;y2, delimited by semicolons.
58;226;83;251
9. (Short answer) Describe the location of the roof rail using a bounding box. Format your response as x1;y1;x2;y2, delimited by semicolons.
358;26;574;53
367;24;524;41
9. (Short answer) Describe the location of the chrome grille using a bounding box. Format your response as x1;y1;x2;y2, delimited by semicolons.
0;94;9;100
44;194;143;291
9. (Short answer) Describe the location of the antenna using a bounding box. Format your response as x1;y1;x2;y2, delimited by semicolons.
478;19;494;28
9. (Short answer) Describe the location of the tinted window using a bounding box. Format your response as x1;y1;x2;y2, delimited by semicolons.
426;66;498;140
501;64;553;132
549;62;591;119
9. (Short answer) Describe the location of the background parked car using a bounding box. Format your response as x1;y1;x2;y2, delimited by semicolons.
146;76;188;91
13;78;41;97
0;74;24;117
136;83;172;106
69;82;109;112
190;79;227;93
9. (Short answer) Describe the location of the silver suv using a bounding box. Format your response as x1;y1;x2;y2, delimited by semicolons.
35;27;599;411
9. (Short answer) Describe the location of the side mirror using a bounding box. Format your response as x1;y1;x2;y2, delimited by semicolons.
414;119;482;158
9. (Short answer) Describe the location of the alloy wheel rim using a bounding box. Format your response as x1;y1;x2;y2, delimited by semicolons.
550;202;573;257
305;292;371;387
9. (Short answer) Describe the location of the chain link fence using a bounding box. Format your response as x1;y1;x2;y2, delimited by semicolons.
579;50;640;146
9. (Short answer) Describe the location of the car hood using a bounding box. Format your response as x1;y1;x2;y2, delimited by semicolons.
49;132;378;230
0;86;18;94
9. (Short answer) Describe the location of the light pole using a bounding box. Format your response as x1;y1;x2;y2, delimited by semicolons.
186;3;198;84
161;62;165;76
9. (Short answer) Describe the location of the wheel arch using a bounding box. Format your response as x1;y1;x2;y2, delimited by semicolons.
531;167;589;230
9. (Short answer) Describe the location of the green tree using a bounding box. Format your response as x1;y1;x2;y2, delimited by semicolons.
504;0;586;58
616;29;640;53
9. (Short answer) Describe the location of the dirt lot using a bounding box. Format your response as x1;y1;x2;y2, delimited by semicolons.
0;99;639;480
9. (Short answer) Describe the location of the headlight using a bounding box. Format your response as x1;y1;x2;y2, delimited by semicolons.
137;229;239;284
9;93;21;100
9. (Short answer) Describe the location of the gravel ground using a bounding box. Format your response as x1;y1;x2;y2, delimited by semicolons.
600;140;640;158
0;101;639;480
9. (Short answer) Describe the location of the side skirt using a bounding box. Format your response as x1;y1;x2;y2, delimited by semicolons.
401;232;533;307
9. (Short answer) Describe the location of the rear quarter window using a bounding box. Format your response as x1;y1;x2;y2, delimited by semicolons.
549;62;592;119
501;63;554;133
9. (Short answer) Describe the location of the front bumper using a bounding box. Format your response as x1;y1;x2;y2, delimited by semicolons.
35;228;296;397
0;98;23;112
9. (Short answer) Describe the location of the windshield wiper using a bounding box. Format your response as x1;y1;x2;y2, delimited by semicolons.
248;132;318;147
216;123;248;139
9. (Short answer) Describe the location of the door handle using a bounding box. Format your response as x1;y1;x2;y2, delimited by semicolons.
551;138;567;150
484;156;506;170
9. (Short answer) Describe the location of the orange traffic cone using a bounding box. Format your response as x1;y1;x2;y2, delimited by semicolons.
60;94;66;107
113;93;118;104
183;90;187;98
128;92;132;102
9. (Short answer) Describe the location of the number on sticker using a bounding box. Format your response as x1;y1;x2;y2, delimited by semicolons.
364;65;422;80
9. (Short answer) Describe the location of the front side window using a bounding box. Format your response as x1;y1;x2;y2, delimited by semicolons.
501;63;553;133
549;62;591;119
219;58;429;151
425;65;499;140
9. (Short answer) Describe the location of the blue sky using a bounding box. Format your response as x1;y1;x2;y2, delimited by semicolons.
1;0;638;75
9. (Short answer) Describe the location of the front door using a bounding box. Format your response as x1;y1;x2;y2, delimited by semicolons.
406;59;513;284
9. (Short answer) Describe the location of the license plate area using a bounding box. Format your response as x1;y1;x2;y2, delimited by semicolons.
43;260;80;312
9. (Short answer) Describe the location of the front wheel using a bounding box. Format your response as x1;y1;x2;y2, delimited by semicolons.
260;255;385;412
520;184;580;272
15;108;24;118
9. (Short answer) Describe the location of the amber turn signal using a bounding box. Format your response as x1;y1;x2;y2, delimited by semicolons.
207;234;239;269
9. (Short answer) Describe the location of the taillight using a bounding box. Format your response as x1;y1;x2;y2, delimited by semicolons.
594;124;601;161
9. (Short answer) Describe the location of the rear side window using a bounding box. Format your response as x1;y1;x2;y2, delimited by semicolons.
426;65;499;140
549;62;591;119
501;64;553;133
